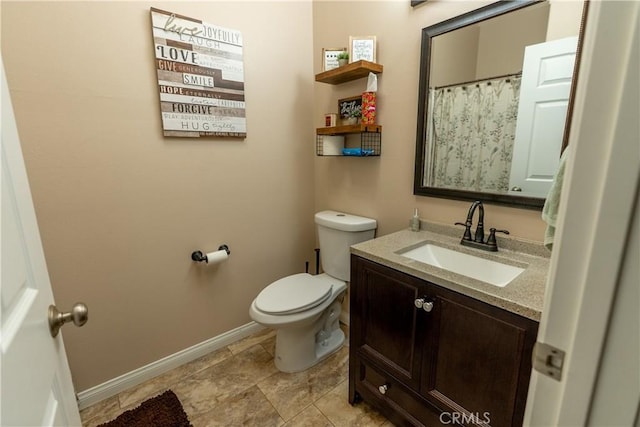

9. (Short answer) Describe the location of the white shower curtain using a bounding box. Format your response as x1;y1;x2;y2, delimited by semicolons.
427;75;521;192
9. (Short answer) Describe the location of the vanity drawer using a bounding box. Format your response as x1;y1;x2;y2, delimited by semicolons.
356;358;444;426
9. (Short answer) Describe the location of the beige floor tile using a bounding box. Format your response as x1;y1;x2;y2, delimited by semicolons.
315;380;388;427
118;346;233;408
82;414;119;427
258;345;349;421
340;322;349;345
261;335;276;357
80;328;382;427
173;344;279;419
227;327;276;355
183;346;235;376
191;385;284;427
80;395;120;427
282;405;333;427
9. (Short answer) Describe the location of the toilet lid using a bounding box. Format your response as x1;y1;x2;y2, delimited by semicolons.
255;273;333;315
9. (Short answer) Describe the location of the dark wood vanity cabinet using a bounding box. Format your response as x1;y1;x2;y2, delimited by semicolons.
349;255;539;427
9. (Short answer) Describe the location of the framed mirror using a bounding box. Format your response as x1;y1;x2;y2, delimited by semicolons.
414;0;587;209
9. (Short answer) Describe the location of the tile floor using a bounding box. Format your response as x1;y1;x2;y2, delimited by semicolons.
80;327;391;426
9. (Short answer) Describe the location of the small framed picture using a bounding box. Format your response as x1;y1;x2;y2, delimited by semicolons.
322;47;347;71
349;36;377;63
338;95;363;119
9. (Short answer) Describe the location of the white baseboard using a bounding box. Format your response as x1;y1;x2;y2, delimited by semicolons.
76;321;264;410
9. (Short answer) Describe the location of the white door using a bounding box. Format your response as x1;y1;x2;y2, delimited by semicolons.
524;1;639;425
508;36;578;197
1;59;82;426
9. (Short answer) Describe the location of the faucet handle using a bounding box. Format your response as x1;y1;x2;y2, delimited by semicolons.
474;223;485;243
487;228;510;249
491;228;510;235
455;222;472;241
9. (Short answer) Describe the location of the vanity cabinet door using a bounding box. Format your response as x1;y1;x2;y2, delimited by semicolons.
349;256;427;394
349;256;538;426
419;286;538;427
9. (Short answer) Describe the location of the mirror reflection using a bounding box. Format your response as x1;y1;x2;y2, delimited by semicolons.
415;0;586;207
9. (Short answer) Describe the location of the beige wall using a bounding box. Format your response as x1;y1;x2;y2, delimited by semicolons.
3;0;552;394
430;25;479;87
312;1;546;241
431;3;549;87
2;1;315;391
475;3;549;79
546;0;585;41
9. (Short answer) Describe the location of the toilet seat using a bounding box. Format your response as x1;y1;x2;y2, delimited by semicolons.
255;273;333;315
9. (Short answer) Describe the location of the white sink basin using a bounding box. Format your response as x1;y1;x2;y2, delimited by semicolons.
400;243;525;287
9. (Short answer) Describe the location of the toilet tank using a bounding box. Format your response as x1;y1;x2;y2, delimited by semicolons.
315;210;377;281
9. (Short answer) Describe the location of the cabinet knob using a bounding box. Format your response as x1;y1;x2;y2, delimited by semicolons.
378;384;389;395
416;297;434;312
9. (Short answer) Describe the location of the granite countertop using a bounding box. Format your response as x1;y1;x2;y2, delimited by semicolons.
350;221;550;321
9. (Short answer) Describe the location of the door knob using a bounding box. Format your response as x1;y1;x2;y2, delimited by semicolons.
48;303;88;337
378;384;389;395
511;186;522;192
414;298;425;308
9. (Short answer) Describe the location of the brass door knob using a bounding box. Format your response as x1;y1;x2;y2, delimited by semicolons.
48;303;88;337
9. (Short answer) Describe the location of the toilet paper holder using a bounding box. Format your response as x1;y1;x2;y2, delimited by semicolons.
191;245;230;263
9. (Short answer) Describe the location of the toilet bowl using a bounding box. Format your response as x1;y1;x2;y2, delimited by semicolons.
249;210;377;373
249;273;346;372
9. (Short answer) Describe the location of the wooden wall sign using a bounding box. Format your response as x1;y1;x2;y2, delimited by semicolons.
338;95;362;119
150;8;246;138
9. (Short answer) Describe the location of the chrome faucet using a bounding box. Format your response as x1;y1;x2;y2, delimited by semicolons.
455;201;509;251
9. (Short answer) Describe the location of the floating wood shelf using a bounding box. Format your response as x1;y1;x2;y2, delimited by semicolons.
315;60;383;85
315;61;383;157
316;124;382;135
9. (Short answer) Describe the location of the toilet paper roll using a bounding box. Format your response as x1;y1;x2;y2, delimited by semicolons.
205;249;228;265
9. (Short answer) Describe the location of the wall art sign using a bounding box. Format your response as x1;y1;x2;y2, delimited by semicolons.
338;95;362;119
349;36;377;63
322;47;347;71
150;8;246;138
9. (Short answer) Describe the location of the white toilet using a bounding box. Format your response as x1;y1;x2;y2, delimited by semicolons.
249;210;377;373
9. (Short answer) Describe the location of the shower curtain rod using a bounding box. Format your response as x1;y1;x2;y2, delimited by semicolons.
433;71;522;90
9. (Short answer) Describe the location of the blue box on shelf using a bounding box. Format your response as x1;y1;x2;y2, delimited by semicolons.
342;148;375;156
